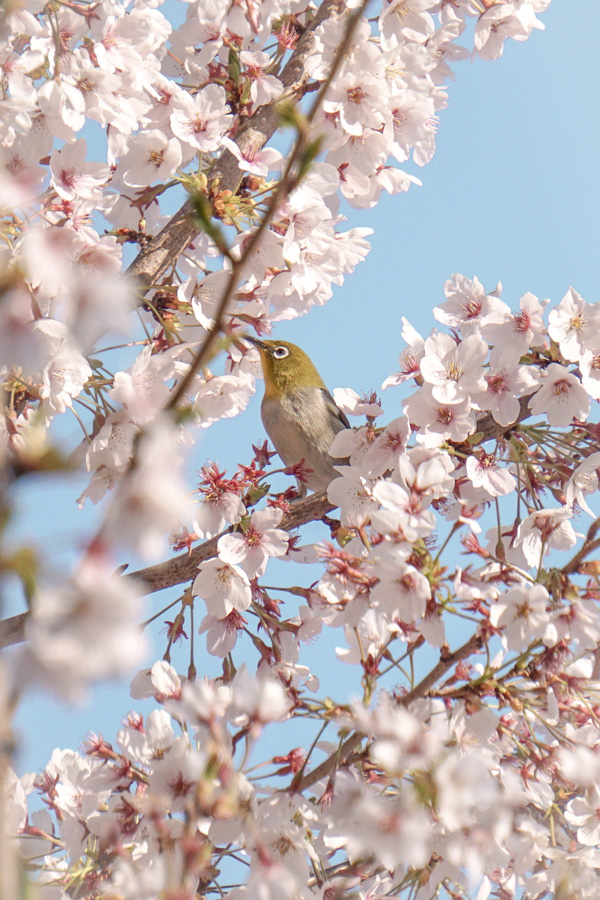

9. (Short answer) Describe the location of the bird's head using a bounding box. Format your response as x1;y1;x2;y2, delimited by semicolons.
245;338;327;398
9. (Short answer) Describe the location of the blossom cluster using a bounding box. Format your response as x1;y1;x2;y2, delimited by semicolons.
13;268;600;898
11;1;600;899
0;0;551;504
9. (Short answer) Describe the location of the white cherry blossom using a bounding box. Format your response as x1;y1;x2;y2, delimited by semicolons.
547;287;600;363
193;558;252;618
170;84;233;152
419;331;488;404
514;507;579;567
489;584;552;651
217;507;289;579
528;362;590;426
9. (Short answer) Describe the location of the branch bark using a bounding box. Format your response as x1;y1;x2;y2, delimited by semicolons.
129;490;334;593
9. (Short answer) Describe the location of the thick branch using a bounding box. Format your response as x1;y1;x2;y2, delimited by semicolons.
126;0;342;293
0;491;334;650
475;394;532;444
0;613;28;652
129;490;334;593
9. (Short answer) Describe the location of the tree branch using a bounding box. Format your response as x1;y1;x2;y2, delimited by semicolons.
0;491;335;650
295;631;484;793
126;0;343;293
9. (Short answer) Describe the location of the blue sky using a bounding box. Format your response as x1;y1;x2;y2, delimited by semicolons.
10;0;600;777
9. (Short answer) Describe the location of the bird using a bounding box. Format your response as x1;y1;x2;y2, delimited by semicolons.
245;337;350;495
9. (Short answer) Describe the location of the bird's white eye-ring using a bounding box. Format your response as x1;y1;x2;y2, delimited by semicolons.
272;346;289;359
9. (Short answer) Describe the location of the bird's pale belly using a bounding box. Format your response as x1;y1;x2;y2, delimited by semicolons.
261;393;343;493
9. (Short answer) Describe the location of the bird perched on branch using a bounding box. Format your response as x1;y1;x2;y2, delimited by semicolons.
245;338;350;495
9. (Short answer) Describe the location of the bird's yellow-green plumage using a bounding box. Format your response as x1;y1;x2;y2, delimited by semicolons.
249;340;327;399
246;337;350;494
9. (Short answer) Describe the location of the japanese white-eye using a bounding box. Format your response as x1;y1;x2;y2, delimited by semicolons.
246;338;350;495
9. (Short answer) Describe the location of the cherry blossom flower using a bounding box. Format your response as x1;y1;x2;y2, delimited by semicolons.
479;290;549;359
327;466;379;528
194;373;255;427
465;451;517;498
108;346;177;424
369;558;430;621
550;599;600;651
565;452;600;515
379;0;436;48
50;139;110;201
25;552;146;699
193;558;252;618
194;482;246;540
337;607;400;665
577;343;600;402
419;332;488;405
117;130;183;187
332;387;383;418
98;415;191;558
229;666;290;729
170;84;232;152
434;273;505;337
514;507;579;567
382;317;425;388
240;50;283;107
130;660;182;701
547;287;600;363
473;357;539;427
217;507;289;579
405;385;476;446
566;786;600;847
199;610;246;657
528;362;590;426
372;475;435;540
220;136;283;178
361;415;410;477
322;71;391;136
475;1;547;61
39;342;92;415
388;88;438;165
489;584;552;651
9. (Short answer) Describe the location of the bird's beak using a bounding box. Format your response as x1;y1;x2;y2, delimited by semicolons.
243;335;268;351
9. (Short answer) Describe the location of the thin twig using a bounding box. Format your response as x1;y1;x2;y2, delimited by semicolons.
295;631;485;793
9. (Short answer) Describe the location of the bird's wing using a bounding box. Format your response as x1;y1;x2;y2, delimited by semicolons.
320;389;351;430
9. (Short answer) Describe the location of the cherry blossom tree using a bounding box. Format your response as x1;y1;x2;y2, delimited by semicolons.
4;1;600;899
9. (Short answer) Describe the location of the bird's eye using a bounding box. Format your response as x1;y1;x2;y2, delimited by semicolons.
272;346;289;359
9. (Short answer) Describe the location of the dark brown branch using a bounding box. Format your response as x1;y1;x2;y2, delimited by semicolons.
0;613;29;651
130;490;334;593
0;491;334;650
562;533;600;576
398;632;483;706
